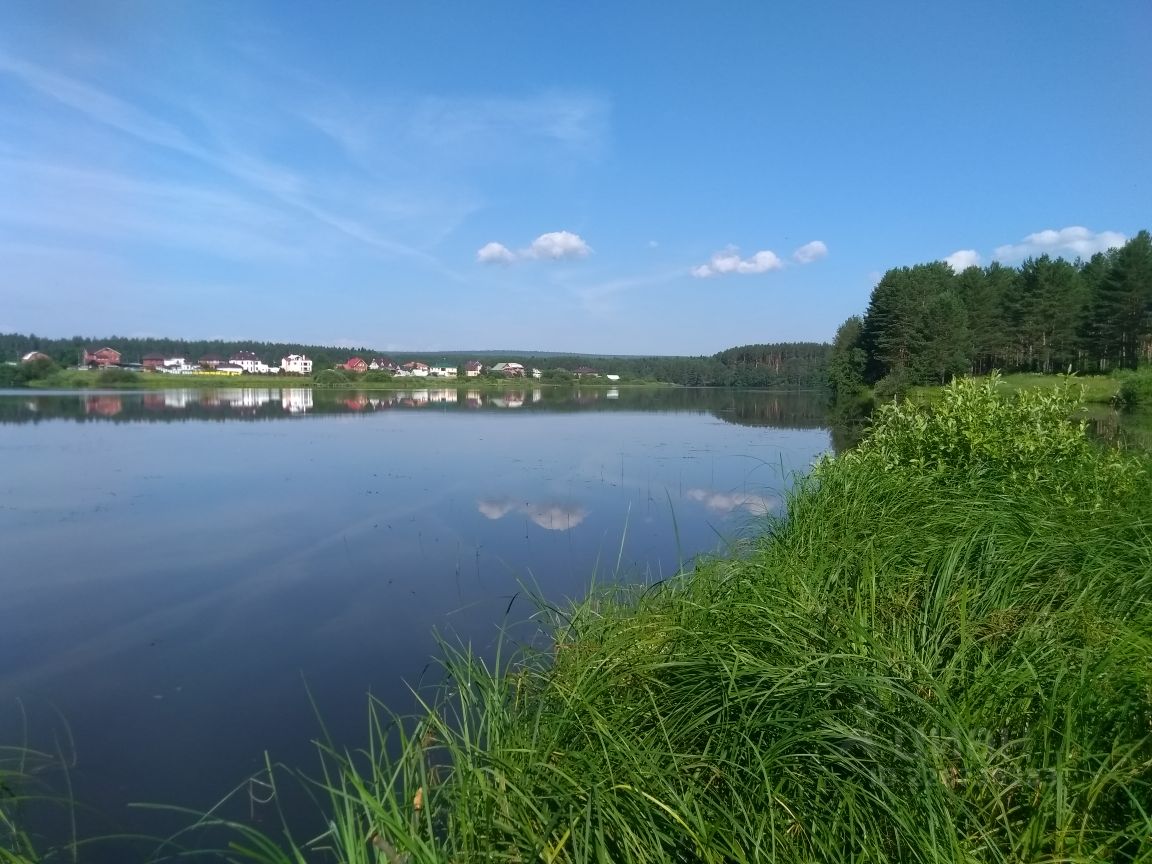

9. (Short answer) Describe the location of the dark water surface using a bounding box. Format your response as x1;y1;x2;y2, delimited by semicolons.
0;386;836;858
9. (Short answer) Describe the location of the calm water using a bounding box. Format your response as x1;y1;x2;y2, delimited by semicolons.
0;386;836;858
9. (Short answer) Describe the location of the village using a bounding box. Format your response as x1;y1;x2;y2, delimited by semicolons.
37;347;615;380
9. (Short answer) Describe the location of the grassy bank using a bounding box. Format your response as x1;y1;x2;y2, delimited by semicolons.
196;375;1147;863
909;369;1152;408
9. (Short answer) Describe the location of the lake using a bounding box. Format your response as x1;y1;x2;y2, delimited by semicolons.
0;386;838;858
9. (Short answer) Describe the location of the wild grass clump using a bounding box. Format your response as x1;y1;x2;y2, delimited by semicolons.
1114;369;1152;410
225;375;1152;863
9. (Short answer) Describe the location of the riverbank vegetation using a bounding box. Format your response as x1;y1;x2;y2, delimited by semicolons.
183;375;1147;863
829;230;1152;400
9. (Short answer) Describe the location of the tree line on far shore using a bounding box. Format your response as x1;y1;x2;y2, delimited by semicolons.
0;332;832;390
831;230;1152;398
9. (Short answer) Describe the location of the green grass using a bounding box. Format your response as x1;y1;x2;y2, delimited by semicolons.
910;372;1123;405
189;376;1150;863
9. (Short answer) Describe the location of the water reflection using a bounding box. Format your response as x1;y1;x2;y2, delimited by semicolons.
684;487;781;516
0;386;836;432
477;497;589;531
0;385;832;862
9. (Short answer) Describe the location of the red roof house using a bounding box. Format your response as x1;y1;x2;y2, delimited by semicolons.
83;347;122;367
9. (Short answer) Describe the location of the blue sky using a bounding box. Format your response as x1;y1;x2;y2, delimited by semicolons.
1;1;1148;355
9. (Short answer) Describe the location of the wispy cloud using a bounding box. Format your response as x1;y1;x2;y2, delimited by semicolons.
0;47;607;284
993;226;1127;262
570;269;686;315
692;246;783;278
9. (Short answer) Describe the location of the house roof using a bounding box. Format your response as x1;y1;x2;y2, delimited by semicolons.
231;351;259;361
142;353;166;360
465;360;483;370
86;346;120;354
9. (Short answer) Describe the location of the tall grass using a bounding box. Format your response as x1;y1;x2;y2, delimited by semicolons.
203;375;1152;863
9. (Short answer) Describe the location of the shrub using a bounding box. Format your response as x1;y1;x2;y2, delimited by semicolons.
842;373;1142;507
872;367;912;402
1113;369;1152;409
95;367;139;386
312;369;349;386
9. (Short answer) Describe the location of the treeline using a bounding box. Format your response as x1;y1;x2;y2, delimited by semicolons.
0;333;832;389
830;230;1152;396
527;343;830;388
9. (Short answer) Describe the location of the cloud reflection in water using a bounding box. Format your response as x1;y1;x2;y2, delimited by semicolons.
476;497;588;531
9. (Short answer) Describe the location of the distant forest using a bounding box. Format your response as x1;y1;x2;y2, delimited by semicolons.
0;333;832;389
831;230;1152;396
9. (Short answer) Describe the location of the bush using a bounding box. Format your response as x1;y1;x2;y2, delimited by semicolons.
95;367;139;386
312;369;349;386
872;367;912;402
844;373;1141;507
1113;369;1152;409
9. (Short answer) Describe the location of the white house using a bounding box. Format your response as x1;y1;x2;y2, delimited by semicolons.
282;354;313;375
230;351;272;373
430;364;458;378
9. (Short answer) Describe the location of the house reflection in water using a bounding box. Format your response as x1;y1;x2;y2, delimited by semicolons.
281;389;313;414
85;395;123;417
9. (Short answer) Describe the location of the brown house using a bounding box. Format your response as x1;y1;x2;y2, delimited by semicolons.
343;357;368;372
142;353;166;370
83;347;122;367
198;354;224;369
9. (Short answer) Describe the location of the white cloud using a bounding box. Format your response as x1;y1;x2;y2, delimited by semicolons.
944;249;982;272
476;241;515;264
993;226;1127;262
792;240;828;264
692;246;783;278
526;230;592;260
477;230;592;264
